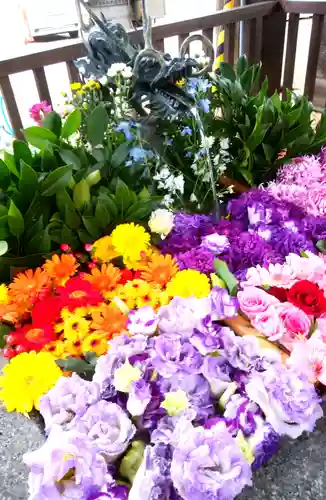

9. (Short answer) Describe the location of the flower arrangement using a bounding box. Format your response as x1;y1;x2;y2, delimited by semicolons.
18;292;323;499
237;251;326;386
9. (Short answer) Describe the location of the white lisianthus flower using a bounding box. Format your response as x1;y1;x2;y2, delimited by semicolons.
122;66;133;79
200;135;215;149
107;62;128;77
148;209;174;239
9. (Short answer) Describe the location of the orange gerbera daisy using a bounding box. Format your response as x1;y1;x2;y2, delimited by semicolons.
140;254;178;287
9;268;50;304
43;254;79;286
91;303;127;339
83;264;121;294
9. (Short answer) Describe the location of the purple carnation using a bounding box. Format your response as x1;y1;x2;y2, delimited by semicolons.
176;246;215;274
171;421;252;500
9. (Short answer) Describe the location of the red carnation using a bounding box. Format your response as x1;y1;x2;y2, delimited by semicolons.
56;277;102;310
267;286;288;303
287;280;326;317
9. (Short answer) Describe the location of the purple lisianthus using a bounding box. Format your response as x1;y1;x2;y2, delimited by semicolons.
158;296;211;338
201;233;230;254
190;315;224;355
171;421;252;500
136;381;165;431
159;374;214;422
176;246;215;274
72;401;136;462
210;287;239;319
202;355;233;395
127;379;152;416
24;425;111;500
39;373;100;433
127;307;159;336
87;485;129;500
224;394;262;437
249;421;280;470
151;334;203;377
129;443;175;500
246;365;323;438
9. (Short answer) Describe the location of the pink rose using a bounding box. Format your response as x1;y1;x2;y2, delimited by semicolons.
251;306;284;341
277;302;311;350
238;287;279;320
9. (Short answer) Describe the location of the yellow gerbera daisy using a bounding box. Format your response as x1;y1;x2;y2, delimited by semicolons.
111;223;150;264
63;312;91;342
82;333;108;356
0;352;62;413
0;283;9;304
42;340;67;359
166;270;211;299
92;235;119;263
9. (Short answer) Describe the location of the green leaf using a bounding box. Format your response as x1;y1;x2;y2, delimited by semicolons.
286;100;304;127
61;109;82;139
82;216;102;239
240;66;254;92
0;323;12;349
77;229;93;244
120;441;146;482
4;151;19;178
41;165;73;196
125;199;158;221
111;143;130;168
220;62;236;82
19;160;38;201
73;180;90;211
8;200;24;238
42;111;62;138
83;352;99;366
23;126;58;150
95;199;111;230
56;357;95;376
282;123;309;146
99;194;119;219
271;91;282;113
238;167;253;186
87;104;108;146
59;149;81;170
214;259;238;296
56;190;76;217
13;140;33;166
0;158;11;189
26;226;51;254
0;241;8;256
236;55;248;77
262;143;275;163
115;178;132;215
316;110;326;138
65;206;81;230
316;239;326;254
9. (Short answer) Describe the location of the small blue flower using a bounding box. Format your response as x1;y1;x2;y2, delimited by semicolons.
128;147;154;163
198;98;211;113
181;126;192;137
115;121;134;141
185;151;193;158
187;78;211;95
166;138;173;146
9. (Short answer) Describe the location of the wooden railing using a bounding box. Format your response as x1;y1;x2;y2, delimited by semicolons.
0;0;325;139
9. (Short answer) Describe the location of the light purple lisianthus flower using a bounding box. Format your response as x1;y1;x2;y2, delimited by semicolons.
201;233;230;254
24;425;111;500
249;420;280;470
93;335;148;391
151;334;203;377
158;296;211;338
171;421;252;500
127;307;159;336
202;355;233;396
127;379;152;416
39;373;100;433
210;287;239;320
190;315;224;355
224;394;262;437
129;443;174;500
246;365;323;438
72;401;136;462
87;485;129;500
221;327;282;372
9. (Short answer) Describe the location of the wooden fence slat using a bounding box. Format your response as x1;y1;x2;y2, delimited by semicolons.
33;67;52;105
153;39;165;52
202;28;214;56
282;13;299;97
0;75;23;140
304;14;325;101
225;22;236;65
178;33;190;52
66;61;81;84
255;15;263;63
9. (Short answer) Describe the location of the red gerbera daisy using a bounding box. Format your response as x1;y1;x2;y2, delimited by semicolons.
32;295;64;325
56;277;103;311
10;323;56;352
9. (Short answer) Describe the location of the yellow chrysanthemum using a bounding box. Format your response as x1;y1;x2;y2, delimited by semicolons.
135;288;163;309
70;82;81;91
92;236;120;263
0;352;62;413
166;270;211;299
63;311;91;341
111;223;150;264
64;339;83;357
82;333;108;356
42;341;67;359
124;279;151;299
0;284;9;304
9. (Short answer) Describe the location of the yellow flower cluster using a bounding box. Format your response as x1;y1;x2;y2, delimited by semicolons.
106;279;169;310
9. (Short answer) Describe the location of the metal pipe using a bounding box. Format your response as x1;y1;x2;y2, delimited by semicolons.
239;0;245;56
